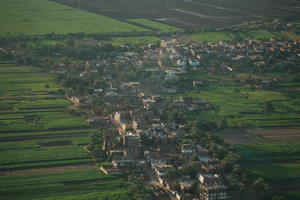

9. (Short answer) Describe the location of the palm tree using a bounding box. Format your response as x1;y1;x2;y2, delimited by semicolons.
27;88;32;95
44;84;50;95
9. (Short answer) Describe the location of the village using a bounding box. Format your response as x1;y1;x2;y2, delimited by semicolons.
1;0;300;198
52;22;300;200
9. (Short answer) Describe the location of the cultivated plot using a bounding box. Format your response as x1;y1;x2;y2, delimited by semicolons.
0;0;148;35
52;0;300;28
0;63;129;200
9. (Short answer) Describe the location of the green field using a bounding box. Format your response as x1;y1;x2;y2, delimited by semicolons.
162;72;300;127
111;36;160;46
191;32;234;42
0;169;130;200
242;29;286;40
237;142;300;199
0;63;130;200
0;0;147;35
128;18;183;32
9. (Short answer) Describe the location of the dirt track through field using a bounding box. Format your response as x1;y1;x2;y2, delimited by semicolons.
0;164;96;176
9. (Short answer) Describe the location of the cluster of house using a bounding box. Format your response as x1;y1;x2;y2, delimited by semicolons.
58;29;299;199
98;102;229;199
141;34;300;76
125;137;229;200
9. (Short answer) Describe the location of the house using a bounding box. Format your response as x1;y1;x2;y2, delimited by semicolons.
177;60;188;67
67;96;86;108
113;111;132;133
181;144;197;159
198;174;228;200
189;59;200;67
196;145;209;156
153;164;174;182
193;81;203;87
179;176;194;191
109;150;124;159
104;92;120;103
112;159;136;169
123;135;141;158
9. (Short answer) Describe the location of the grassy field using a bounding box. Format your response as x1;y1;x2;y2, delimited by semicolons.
0;0;148;35
0;63;130;200
128;18;183;32
237;142;300;199
190;29;290;43
191;32;234;42
0;169;130;200
242;29;286;40
173;72;300;127
111;36;160;46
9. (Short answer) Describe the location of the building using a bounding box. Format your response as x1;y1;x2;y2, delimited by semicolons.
177;60;188;67
179;176;194;191
198;174;228;200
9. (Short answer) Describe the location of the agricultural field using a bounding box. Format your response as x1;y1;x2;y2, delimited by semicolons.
0;169;130;200
0;0;148;36
127;19;183;32
0;63;130;200
237;142;300;199
242;29;286;40
170;72;300;128
110;36;160;46
191;31;234;42
52;0;300;28
281;31;300;40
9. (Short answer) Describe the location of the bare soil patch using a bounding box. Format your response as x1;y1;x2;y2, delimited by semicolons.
254;126;300;142
218;126;300;144
0;164;96;176
217;128;267;144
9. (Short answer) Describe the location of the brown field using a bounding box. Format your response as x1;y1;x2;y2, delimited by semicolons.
51;0;300;28
218;126;300;144
0;164;96;176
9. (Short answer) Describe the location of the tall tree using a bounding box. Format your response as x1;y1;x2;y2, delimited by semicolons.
252;178;270;200
264;101;275;116
44;84;50;95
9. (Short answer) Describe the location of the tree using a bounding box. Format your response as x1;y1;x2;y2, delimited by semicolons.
128;184;154;200
165;168;180;181
181;163;199;178
264;101;275;116
219;118;227;129
271;195;285;200
90;130;104;158
252;178;270;200
44;84;50;95
27;88;32;95
220;152;241;173
103;194;110;200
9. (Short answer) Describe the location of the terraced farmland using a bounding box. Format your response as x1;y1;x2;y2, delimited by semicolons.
0;63;130;200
